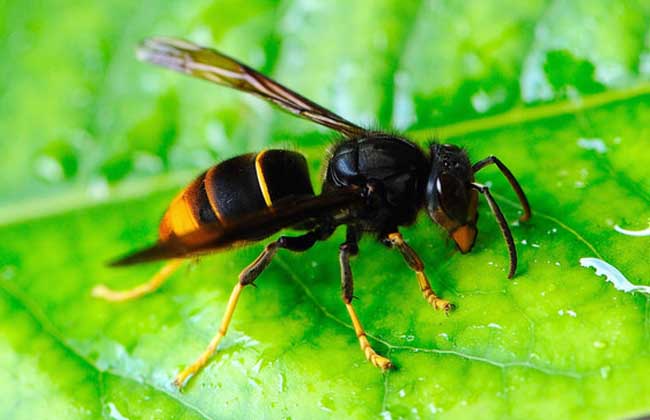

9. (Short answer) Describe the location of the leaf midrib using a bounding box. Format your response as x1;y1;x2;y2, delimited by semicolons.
2;83;649;229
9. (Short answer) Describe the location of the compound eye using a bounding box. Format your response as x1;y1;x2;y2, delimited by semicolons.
436;173;470;222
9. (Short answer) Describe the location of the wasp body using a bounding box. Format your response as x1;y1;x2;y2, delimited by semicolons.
93;38;532;389
159;150;314;241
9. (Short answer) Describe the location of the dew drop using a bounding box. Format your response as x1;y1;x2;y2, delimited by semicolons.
34;155;64;182
428;403;440;414
88;177;110;200
577;137;607;154
318;393;335;413
106;402;129;420
600;366;611;379
593;341;607;349
614;224;650;237
580;257;650;294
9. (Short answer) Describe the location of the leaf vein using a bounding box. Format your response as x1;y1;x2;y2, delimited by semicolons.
0;281;214;420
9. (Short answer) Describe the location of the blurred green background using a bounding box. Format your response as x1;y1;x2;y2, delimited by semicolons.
1;0;650;419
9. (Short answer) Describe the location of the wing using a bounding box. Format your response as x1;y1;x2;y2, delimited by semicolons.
110;187;364;266
137;37;367;138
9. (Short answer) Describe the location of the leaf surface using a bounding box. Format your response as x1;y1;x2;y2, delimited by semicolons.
1;1;650;418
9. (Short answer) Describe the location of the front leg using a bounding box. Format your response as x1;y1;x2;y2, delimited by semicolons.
385;232;453;313
340;227;393;371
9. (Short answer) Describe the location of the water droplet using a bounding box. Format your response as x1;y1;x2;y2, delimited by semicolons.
593;340;607;349
600;366;611;379
470;87;506;114
34;156;64;182
318;393;335;413
251;359;263;374
428;403;440;414
278;373;286;393
399;389;406;398
247;378;262;390
487;323;503;330
88;177;110;200
580;257;650;294
614;224;650;237
577;138;607;154
106;402;129;420
558;309;576;317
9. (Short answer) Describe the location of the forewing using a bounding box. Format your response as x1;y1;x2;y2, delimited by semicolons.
110;187;364;266
137;37;367;137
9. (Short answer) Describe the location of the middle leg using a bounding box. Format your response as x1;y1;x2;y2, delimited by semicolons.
340;228;393;371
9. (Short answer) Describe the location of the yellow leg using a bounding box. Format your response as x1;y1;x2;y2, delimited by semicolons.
387;233;453;313
92;259;183;302
416;271;453;312
345;303;393;371
174;282;244;389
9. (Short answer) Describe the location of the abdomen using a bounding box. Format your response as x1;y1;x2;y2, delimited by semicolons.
159;150;315;240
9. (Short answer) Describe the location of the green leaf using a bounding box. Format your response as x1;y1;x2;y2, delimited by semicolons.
2;0;650;418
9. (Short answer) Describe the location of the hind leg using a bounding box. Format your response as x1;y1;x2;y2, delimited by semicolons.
174;231;319;388
92;259;183;302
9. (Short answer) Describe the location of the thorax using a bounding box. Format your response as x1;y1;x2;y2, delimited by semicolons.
324;134;429;231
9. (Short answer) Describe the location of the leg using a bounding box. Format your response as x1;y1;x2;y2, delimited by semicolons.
385;232;453;313
470;182;517;278
339;228;393;371
92;259;183;302
174;231;319;389
472;155;531;222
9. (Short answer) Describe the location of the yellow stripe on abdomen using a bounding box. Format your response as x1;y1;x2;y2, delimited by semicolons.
159;189;199;240
255;150;273;207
